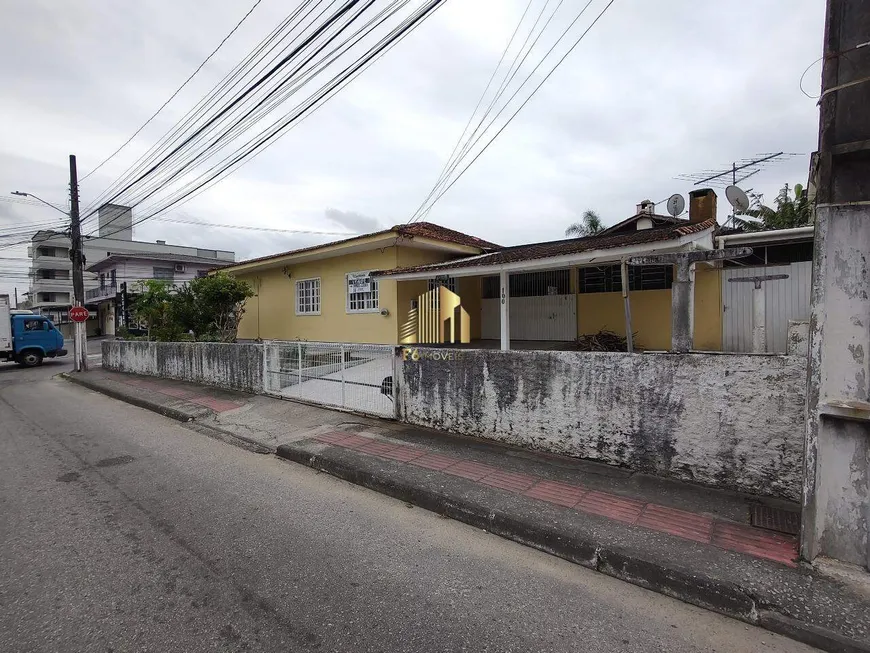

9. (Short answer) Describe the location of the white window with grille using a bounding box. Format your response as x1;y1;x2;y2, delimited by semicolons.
296;278;320;315
346;271;379;313
428;276;456;292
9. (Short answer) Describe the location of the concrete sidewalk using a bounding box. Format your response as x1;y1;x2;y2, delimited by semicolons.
64;369;870;653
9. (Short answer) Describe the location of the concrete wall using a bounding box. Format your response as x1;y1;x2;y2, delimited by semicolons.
103;340;264;394
399;349;807;501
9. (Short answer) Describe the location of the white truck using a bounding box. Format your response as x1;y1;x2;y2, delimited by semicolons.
0;294;13;353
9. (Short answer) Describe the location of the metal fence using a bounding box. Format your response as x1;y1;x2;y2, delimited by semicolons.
263;340;396;418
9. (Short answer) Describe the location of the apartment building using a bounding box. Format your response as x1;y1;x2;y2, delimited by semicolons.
28;204;234;324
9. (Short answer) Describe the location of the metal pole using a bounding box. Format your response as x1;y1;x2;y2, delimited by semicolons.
340;343;346;407
297;341;302;390
620;260;634;353
69;154;87;372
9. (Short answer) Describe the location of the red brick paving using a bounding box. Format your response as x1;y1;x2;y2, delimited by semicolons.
524;480;586;507
315;431;356;444
409;453;459;471
356;440;402;456
378;446;427;463
442;460;499;481
333;434;373;450
711;522;798;566
636;504;714;543
479;470;537;493
312;433;798;567
577;491;645;524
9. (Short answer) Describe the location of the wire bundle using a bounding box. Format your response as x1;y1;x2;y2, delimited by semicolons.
407;0;617;224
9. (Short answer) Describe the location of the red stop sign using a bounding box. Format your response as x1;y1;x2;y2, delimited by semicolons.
69;306;90;323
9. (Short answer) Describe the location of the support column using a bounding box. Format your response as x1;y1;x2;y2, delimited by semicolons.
751;282;766;353
671;259;694;353
499;270;510;351
801;0;870;569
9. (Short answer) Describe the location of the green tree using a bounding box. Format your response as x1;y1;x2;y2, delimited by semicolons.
734;183;811;231
565;210;605;238
131;279;175;340
169;272;254;342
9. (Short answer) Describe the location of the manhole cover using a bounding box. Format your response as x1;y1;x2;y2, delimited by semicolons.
751;504;800;535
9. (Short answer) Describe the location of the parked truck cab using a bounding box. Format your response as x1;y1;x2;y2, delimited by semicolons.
0;314;67;367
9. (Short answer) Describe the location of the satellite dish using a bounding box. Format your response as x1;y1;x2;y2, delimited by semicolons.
725;185;751;212
666;194;685;217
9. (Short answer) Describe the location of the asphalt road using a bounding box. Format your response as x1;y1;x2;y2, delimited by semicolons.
0;365;819;652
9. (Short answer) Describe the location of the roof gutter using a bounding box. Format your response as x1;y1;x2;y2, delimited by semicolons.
378;226;714;281
715;226;814;248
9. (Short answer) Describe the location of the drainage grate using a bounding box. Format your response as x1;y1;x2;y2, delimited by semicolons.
751;505;800;535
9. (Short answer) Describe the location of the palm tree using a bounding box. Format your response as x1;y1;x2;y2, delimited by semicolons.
732;183;811;232
565;210;605;238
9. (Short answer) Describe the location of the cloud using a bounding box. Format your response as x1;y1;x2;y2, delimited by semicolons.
324;208;381;233
0;0;827;301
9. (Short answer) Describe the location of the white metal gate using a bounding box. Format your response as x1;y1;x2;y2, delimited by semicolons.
264;341;396;418
722;261;812;353
481;295;577;341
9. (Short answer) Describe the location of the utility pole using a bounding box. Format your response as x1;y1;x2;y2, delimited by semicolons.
801;0;870;569
69;154;87;372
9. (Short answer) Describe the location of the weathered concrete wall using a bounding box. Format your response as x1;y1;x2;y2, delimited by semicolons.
103;340;264;394
399;349;807;501
787;320;810;357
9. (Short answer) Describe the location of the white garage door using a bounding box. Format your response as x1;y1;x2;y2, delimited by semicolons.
481;295;576;341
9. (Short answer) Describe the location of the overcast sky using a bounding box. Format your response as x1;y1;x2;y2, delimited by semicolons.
0;0;825;302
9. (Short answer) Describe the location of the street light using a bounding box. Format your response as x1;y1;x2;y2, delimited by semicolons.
10;191;69;216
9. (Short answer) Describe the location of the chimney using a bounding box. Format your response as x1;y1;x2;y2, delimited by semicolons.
688;188;717;224
636;199;655;215
156;240;166;245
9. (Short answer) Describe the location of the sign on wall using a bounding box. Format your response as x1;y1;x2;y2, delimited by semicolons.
347;272;372;293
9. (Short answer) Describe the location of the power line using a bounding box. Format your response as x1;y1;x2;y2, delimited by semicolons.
410;0;618;223
111;0;407;218
126;1;442;226
80;0;266;181
87;0;364;222
82;0;367;237
80;0;325;218
86;0;447;243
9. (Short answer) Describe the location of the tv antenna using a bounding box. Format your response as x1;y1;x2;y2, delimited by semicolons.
676;152;802;189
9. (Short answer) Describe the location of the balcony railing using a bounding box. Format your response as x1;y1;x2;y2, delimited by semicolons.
86;282;117;301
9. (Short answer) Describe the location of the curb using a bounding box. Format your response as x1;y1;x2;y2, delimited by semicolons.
61;373;274;455
276;442;869;653
61;373;204;422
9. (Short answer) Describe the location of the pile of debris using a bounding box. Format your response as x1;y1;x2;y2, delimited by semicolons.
573;330;634;352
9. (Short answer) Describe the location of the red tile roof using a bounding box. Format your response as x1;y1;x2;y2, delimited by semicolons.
220;222;499;270
397;222;500;250
376;218;717;276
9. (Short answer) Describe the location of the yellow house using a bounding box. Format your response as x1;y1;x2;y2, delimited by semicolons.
221;222;499;344
223;190;812;352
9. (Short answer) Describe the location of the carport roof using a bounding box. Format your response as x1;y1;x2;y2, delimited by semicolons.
374;218;717;279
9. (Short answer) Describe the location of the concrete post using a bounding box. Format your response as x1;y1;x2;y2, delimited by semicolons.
801;0;870;570
752;283;766;353
671;260;694;353
803;205;870;569
499;270;510;351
